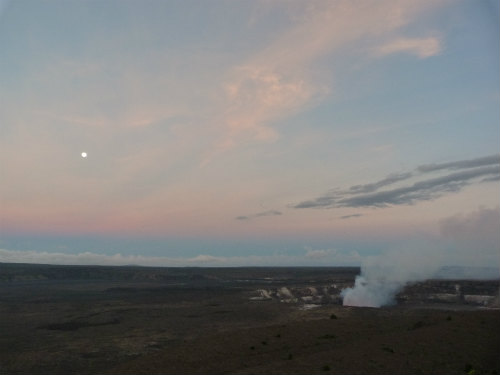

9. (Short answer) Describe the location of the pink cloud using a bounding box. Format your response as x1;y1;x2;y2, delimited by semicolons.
204;0;448;162
375;37;442;59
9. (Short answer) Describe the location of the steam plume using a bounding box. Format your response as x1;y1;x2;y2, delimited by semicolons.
342;207;500;307
342;246;442;307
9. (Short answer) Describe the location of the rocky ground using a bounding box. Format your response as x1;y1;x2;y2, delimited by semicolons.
0;264;498;374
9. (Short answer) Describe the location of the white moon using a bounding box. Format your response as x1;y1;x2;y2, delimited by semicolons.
81;152;87;158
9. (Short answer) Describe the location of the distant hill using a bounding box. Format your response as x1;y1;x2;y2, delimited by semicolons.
0;263;360;283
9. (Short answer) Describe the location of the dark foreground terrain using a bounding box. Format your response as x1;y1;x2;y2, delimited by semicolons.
0;263;499;374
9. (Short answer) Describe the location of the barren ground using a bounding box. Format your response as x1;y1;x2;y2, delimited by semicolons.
0;264;498;374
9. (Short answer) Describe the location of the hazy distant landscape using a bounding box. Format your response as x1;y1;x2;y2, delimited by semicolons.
0;263;498;374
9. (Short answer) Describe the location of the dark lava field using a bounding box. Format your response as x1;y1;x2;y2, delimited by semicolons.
0;263;499;374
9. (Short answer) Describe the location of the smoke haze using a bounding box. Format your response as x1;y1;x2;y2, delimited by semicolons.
342;207;500;307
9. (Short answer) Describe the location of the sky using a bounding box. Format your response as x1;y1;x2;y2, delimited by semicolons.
0;0;499;268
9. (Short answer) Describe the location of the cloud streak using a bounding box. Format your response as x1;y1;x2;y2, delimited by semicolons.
375;36;442;59
236;210;282;221
417;155;500;173
348;172;413;194
340;214;363;220
294;155;500;209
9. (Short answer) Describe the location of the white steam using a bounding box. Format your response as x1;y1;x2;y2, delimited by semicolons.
342;207;500;308
341;276;399;308
342;245;443;307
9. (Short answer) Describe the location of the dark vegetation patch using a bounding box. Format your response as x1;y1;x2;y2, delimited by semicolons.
409;320;425;330
318;334;336;339
39;318;120;331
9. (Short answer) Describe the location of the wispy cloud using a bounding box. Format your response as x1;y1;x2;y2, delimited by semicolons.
236;210;282;221
417;155;500;173
207;0;448;159
294;155;500;209
375;36;442;59
337;167;499;208
340;214;363;220
348;172;413;194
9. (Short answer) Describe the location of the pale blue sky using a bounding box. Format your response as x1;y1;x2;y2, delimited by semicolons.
1;0;499;267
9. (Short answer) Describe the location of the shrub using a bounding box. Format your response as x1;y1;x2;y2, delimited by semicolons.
318;334;336;339
409;320;424;330
464;363;477;375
